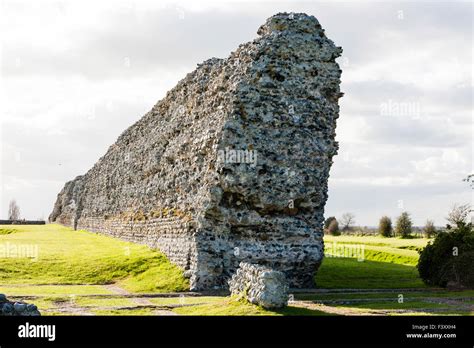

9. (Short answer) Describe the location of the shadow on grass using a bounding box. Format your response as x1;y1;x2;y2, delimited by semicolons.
0;228;18;235
316;257;426;289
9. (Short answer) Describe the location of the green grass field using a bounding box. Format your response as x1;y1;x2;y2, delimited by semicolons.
317;235;429;288
0;224;188;292
0;224;472;316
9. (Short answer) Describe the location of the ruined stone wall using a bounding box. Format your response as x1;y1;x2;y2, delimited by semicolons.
50;13;342;290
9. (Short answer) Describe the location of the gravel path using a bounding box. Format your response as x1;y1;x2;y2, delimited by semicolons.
7;285;472;316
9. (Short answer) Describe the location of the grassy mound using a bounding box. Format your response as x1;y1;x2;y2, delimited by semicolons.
0;224;188;293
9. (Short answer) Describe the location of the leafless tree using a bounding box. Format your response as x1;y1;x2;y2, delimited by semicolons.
464;174;474;189
340;212;356;231
446;203;471;226
423;219;436;238
8;200;20;221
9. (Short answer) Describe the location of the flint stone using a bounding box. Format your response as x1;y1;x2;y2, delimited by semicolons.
0;295;41;316
14;303;27;313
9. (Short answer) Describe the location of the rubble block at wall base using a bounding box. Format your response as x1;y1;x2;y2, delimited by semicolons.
49;12;343;290
228;262;289;309
0;294;41;316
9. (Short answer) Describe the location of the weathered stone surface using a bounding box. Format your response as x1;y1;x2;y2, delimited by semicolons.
50;12;342;290
229;262;289;308
0;294;41;316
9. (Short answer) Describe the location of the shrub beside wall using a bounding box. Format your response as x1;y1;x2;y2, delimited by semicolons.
417;222;474;288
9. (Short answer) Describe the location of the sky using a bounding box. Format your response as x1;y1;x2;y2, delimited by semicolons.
0;0;472;226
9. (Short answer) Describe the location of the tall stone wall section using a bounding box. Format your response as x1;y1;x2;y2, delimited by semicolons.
50;13;343;290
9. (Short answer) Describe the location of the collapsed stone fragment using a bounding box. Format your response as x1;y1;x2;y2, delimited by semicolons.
228;262;289;309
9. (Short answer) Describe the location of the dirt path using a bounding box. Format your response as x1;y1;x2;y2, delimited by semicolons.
104;284;178;315
291;288;446;293
293;299;473;316
105;284;152;305
293;289;474;315
44;297;95;316
293;301;380;316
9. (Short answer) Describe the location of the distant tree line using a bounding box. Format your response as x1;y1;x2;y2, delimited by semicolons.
324;203;471;239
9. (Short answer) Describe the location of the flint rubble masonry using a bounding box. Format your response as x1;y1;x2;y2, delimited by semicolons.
0;294;41;316
229;262;289;309
50;12;343;291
